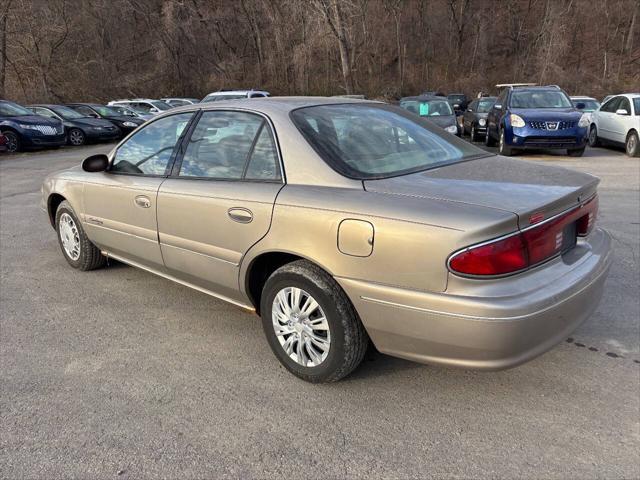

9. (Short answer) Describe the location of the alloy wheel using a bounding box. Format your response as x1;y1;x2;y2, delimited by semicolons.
69;129;85;146
271;286;330;367
59;213;81;260
627;133;638;156
3;132;18;152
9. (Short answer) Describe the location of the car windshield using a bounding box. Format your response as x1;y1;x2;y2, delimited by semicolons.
476;98;496;112
448;95;465;102
112;106;138;116
93;105;121;116
510;90;572;108
51;106;85;119
573;99;600;112
151;101;171;111
0;102;32;116
291;104;488;179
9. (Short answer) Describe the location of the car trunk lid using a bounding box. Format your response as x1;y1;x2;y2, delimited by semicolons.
363;155;599;229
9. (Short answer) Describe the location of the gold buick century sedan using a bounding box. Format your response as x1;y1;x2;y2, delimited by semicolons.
42;98;612;382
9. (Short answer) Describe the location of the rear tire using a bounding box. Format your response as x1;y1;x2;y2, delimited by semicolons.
55;200;106;271
626;131;639;157
2;130;20;153
568;147;586;157
588;125;600;147
260;260;368;383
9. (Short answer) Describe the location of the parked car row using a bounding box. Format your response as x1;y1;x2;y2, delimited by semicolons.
401;85;639;158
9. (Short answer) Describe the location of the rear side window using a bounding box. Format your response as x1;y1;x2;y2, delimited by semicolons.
178;111;281;181
634;98;640;116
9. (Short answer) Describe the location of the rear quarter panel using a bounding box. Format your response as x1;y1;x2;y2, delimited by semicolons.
241;185;518;294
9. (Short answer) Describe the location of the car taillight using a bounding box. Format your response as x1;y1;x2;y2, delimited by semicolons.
449;195;598;277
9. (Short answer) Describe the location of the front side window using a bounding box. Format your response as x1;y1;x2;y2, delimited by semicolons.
600;97;621;113
72;106;96;117
111;113;193;175
291;104;487;179
509;90;572;109
618;97;631;114
179;111;280;181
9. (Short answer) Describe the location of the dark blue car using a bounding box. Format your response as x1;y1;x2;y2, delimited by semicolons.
485;85;590;157
0;100;66;153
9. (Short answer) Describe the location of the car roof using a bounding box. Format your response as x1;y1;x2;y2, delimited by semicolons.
204;90;270;96
167;96;382;116
29;104;65;109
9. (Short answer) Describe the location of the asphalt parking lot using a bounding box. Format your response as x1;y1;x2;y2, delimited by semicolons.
1;143;638;478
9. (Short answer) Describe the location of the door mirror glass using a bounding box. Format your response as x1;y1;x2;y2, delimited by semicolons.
575;102;586;110
494;103;502;110
150;107;159;113
82;154;109;172
615;109;629;116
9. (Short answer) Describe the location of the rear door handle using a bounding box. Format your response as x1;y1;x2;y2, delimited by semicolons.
227;207;253;223
135;195;151;208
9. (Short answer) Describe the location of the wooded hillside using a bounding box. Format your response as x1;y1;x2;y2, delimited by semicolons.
1;0;638;103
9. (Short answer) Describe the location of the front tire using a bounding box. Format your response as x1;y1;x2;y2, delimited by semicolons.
470;124;479;142
2;131;20;153
568;147;586;157
499;128;514;156
55;201;106;271
588;125;600;147
484;125;496;146
626;131;639;157
68;128;86;146
260;260;368;383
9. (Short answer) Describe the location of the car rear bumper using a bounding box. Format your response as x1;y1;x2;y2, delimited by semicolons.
506;125;588;150
337;228;612;370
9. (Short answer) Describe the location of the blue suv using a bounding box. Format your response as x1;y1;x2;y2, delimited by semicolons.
0;100;66;152
485;85;590;157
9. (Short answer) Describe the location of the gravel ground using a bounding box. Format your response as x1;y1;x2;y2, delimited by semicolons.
1;143;638;479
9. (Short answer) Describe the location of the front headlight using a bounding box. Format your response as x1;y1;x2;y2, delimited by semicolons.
122;121;137;127
509;114;526;128
478;118;486;126
578;113;590;128
18;124;38;130
445;125;458;134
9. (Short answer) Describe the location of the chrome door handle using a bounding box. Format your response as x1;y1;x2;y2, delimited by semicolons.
227;207;253;223
135;195;151;208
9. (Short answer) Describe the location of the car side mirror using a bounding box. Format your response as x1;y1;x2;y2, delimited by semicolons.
467;108;473;112
494;103;502;110
575;102;586;110
150;108;159;113
82;154;109;172
615;108;629;116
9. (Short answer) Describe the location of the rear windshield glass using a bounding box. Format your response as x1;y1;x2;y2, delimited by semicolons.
572;99;600;111
400;100;453;117
510;90;572;108
290;104;488;179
